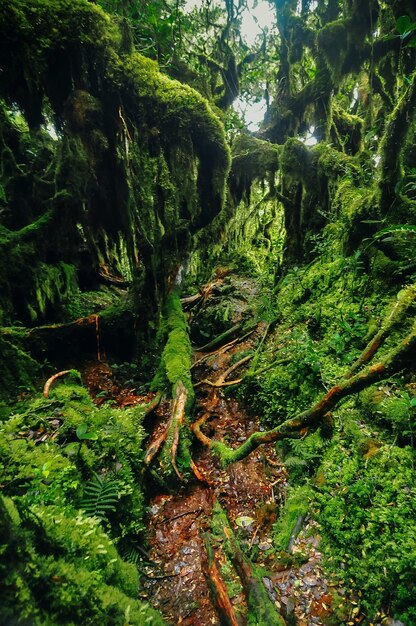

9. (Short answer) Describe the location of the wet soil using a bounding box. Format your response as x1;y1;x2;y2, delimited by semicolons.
81;327;362;625
137;330;361;626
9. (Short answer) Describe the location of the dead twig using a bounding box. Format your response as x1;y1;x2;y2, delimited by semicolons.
193;322;416;463
156;508;203;525
194;354;252;388
43;370;72;398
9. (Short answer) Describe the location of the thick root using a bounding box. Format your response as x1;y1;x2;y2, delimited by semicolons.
213;501;286;626
203;533;240;626
195;322;416;464
43;370;73;397
144;382;189;481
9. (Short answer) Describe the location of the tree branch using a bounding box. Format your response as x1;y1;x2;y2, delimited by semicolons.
193;323;416;464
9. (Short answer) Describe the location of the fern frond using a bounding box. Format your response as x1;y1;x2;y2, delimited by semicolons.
371;224;416;243
80;472;118;519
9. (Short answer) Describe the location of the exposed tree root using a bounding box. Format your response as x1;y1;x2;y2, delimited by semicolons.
203;533;240;626
247;355;291;379
194;323;416;464
195;354;253;388
143;392;162;416
191;328;255;370
195;378;244;388
197;323;243;352
144;418;172;466
190;459;215;485
215;354;253;384
347;283;416;377
43;370;72;397
192;413;213;447
170;381;188;479
144;382;188;480
214;501;286;626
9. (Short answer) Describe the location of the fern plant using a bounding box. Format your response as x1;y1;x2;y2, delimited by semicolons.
80;472;118;519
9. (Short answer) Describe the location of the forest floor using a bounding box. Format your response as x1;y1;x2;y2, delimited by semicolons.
82;322;363;626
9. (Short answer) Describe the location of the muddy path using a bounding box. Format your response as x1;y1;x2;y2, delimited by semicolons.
135;327;352;626
80;292;359;625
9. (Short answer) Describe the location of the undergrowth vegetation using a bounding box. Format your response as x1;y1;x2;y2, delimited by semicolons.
231;254;416;622
0;376;163;625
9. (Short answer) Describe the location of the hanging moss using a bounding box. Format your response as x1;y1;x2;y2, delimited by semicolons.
0;334;40;400
0;0;230;344
331;104;364;154
229;134;279;204
317;20;350;82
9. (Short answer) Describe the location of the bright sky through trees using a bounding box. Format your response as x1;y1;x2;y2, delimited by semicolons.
236;1;274;130
184;0;275;130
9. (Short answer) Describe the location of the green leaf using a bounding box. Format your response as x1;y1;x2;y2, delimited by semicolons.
396;15;412;36
76;423;98;440
235;515;255;527
80;472;118;519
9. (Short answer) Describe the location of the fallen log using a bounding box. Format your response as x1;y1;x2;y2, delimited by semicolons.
194;321;416;464
202;533;240;626
213;501;286;626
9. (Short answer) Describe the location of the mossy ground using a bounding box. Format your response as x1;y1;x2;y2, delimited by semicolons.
0;377;164;625
223;254;416;623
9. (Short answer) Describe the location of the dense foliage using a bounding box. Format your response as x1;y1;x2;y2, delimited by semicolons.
1;0;416;624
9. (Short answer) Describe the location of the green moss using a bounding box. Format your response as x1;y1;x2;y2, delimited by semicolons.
61;286;122;321
0;371;165;624
317;20;349;81
273;485;311;552
316;441;416;623
0;334;40;400
229;134;279;204
315;143;361;179
32;262;78;321
0;0;231;333
152;292;193;401
211;501;285;626
0;498;164;625
331;104;364;154
122;51;230;228
280;137;311;182
334;177;376;237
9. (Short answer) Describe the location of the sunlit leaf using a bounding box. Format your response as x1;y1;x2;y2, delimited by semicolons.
235;515;255;527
